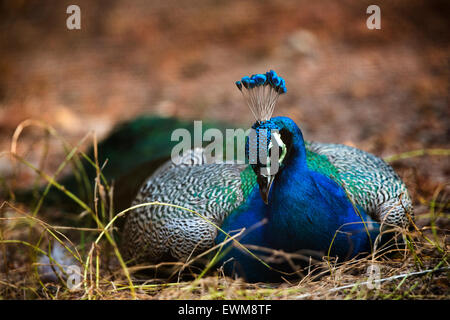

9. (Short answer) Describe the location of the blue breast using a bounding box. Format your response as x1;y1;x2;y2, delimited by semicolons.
215;165;381;282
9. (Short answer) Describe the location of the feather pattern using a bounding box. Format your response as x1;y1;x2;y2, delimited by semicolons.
122;149;252;263
122;142;412;264
306;141;413;226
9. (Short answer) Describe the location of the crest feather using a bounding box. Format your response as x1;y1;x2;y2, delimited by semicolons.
235;70;287;122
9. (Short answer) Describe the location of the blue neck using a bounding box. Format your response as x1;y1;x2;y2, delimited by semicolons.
216;118;382;281
267;130;379;258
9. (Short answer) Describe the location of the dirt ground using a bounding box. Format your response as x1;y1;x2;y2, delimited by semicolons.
0;0;448;299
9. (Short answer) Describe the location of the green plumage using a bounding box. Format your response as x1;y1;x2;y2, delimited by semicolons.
305;142;342;181
239;166;257;200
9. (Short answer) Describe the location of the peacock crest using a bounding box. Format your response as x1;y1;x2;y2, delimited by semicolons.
235;70;287;123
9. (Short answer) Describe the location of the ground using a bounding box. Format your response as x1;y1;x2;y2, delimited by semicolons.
0;0;448;299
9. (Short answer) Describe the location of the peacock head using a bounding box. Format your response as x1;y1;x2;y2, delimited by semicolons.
236;70;297;204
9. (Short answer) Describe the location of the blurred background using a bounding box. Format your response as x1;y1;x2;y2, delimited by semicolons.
0;0;448;196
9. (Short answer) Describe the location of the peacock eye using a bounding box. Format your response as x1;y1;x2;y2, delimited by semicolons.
268;146;283;159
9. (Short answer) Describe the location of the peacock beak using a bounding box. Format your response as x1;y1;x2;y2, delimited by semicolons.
257;174;275;205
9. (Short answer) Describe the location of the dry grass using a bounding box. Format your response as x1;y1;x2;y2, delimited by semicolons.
0;121;448;300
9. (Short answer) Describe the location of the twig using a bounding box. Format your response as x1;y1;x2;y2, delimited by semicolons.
295;267;449;299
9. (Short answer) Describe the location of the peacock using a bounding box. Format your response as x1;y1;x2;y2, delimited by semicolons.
121;70;413;282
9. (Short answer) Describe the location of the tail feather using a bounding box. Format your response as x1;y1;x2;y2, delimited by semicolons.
11;115;235;212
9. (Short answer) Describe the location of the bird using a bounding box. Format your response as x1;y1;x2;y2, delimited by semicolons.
121;70;413;282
